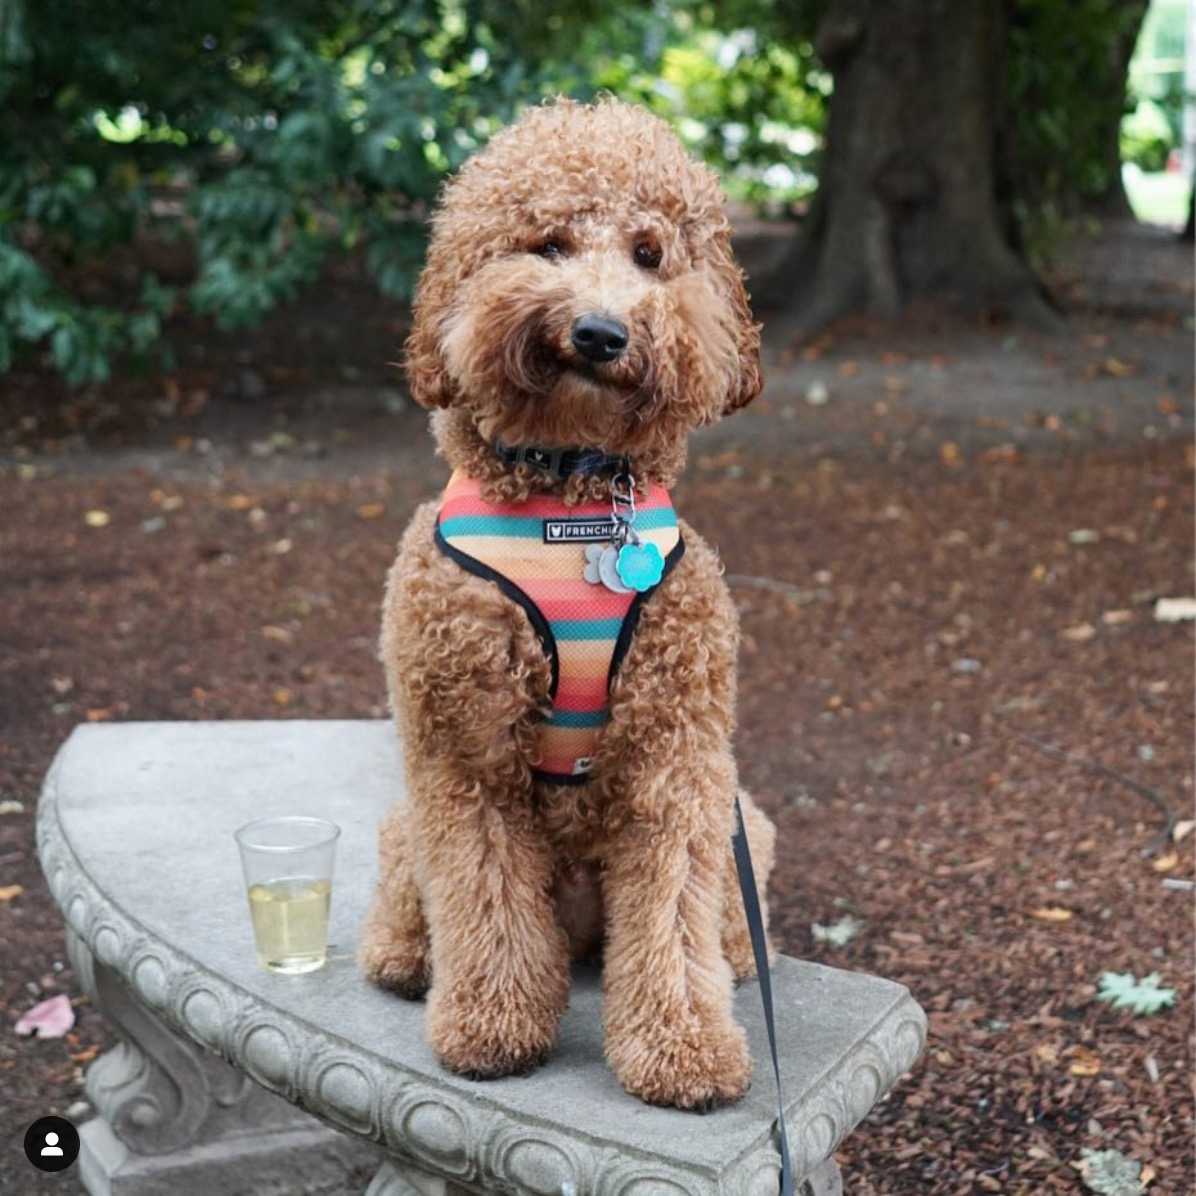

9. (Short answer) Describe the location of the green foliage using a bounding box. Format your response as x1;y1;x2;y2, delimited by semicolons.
1095;971;1177;1016
585;21;825;209
0;0;547;383
1006;0;1148;256
1121;98;1174;172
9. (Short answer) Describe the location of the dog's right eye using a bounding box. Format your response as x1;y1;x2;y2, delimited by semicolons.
534;240;564;260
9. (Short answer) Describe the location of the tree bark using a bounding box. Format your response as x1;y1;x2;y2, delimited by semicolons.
760;0;1056;335
1088;0;1151;219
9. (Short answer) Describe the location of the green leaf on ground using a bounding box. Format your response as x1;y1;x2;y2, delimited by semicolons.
1095;971;1176;1016
1079;1147;1143;1195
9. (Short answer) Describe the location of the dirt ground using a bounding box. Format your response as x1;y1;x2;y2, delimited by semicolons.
1;220;1193;1195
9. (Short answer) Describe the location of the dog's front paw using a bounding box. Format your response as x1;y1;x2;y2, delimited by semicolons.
608;1019;751;1111
358;927;431;1000
427;983;559;1080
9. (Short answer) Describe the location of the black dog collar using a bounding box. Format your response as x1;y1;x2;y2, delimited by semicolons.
493;439;631;480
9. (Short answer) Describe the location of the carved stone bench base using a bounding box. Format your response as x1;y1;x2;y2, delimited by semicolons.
363;1156;845;1195
80;1115;378;1196
70;932;380;1196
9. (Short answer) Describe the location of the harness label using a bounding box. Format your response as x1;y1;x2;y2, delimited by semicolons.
542;517;618;544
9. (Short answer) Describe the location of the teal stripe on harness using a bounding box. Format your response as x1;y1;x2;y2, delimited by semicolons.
440;508;677;539
552;618;625;640
546;709;608;729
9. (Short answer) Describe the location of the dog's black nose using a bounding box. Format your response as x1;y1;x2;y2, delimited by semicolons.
571;314;629;363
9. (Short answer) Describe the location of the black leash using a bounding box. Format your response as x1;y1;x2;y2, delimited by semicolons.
732;794;795;1196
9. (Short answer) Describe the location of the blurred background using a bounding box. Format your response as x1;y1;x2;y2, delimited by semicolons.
0;0;1192;386
1;3;1193;1195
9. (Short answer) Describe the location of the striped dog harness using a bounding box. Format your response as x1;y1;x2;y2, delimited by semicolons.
434;470;684;783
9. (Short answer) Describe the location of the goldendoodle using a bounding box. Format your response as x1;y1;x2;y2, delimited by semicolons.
360;96;777;1111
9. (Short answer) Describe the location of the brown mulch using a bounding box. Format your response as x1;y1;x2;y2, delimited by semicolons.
2;426;1192;1194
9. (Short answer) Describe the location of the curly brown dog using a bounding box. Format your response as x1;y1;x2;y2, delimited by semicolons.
360;96;778;1111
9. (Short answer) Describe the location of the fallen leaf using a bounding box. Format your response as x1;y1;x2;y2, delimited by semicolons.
0;885;24;902
14;994;75;1038
811;915;864;947
1069;1046;1102;1076
272;687;292;707
1172;820;1194;844
1029;906;1073;922
225;494;255;510
1101;610;1132;625
1150;852;1178;874
1034;1042;1060;1064
1154;597;1196;622
0;800;25;815
1079;1147;1143;1195
260;625;293;644
1062;623;1096;642
83;509;110;528
1069;528;1100;544
268;538;292;555
69;1045;99;1064
1101;356;1135;377
1140;1165;1155;1187
356;503;386;520
85;708;113;722
939;441;962;466
1096;971;1176;1016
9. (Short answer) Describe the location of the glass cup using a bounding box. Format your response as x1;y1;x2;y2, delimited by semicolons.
234;816;341;974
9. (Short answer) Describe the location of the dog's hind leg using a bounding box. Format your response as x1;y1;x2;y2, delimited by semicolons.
720;788;778;982
359;800;431;998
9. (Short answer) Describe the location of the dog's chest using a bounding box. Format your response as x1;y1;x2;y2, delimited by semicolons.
434;471;682;783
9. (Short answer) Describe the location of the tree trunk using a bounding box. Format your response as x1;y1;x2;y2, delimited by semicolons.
1088;0;1150;219
760;0;1056;335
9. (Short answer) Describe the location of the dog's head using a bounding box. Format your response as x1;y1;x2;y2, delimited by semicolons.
405;97;761;483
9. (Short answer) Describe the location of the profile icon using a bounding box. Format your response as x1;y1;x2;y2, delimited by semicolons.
23;1116;79;1173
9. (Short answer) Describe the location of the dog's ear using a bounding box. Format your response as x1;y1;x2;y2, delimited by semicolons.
403;263;458;410
710;233;763;415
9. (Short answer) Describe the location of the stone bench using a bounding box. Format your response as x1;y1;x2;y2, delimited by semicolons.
37;721;926;1196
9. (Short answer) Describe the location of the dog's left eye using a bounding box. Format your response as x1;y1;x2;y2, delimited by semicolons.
633;242;662;270
534;240;564;260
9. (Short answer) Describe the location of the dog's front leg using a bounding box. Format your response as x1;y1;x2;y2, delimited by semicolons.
375;523;570;1079
601;748;751;1110
412;759;570;1079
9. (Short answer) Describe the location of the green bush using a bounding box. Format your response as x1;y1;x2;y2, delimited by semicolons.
0;0;543;384
1121;97;1176;173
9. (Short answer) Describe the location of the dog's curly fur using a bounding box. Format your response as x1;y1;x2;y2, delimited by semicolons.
359;97;778;1110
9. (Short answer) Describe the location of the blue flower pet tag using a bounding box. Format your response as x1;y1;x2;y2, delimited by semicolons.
616;541;665;592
